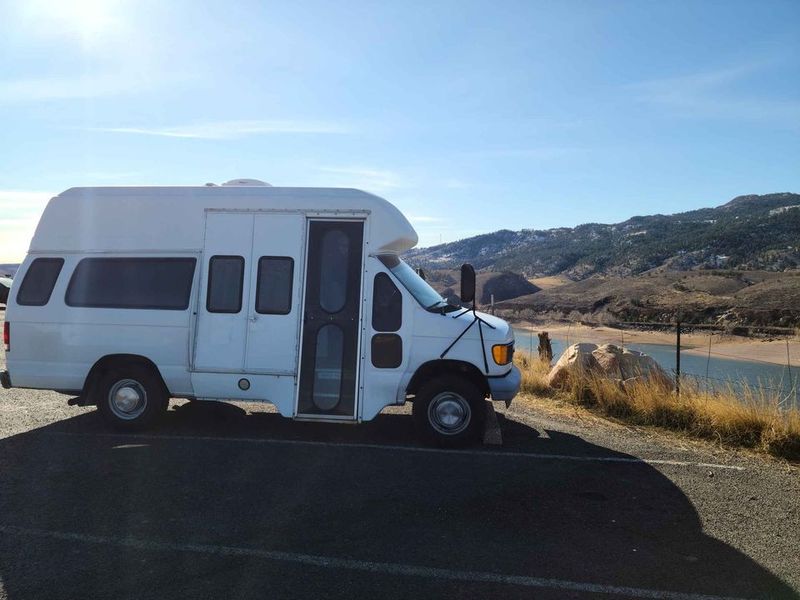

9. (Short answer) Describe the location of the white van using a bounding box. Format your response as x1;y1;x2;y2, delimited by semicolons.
1;181;520;445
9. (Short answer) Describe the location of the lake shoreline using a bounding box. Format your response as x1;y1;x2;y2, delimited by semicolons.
512;321;800;367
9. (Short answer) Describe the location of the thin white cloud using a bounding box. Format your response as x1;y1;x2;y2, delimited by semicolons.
441;178;470;190
0;190;54;262
408;215;445;223
632;62;759;92
0;73;136;102
82;171;145;182
318;166;403;192
0;190;54;212
92;120;350;140
463;147;584;160
627;60;800;123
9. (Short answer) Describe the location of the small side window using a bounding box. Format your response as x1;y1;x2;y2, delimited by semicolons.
372;272;402;332
371;334;402;368
17;258;64;306
256;257;294;315
207;256;244;313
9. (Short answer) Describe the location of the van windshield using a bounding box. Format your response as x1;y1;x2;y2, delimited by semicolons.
378;255;449;311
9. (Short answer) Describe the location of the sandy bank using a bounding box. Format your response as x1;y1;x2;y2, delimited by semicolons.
514;322;800;367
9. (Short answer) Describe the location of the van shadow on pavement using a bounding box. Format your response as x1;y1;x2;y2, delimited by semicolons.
0;403;795;600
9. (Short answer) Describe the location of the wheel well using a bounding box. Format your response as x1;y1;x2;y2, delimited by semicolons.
82;354;169;403
406;360;489;399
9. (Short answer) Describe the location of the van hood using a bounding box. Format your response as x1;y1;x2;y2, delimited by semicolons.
450;309;512;342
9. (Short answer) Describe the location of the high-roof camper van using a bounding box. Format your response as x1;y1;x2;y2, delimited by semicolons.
1;180;520;446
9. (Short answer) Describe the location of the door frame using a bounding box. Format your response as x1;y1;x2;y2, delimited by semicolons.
294;216;368;421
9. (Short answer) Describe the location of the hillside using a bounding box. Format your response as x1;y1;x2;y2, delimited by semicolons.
0;265;18;277
424;269;539;305
406;193;800;279
496;270;800;327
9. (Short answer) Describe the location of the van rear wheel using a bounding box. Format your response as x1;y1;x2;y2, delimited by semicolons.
412;375;485;447
95;365;167;431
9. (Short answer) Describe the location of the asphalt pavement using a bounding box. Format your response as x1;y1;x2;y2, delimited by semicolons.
1;334;798;599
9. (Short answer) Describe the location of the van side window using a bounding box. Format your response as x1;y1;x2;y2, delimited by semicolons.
372;272;402;332
256;257;294;315
17;258;64;306
371;334;402;368
207;256;244;313
319;229;349;313
66;258;196;310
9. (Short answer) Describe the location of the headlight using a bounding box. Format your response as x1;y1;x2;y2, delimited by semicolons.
492;342;514;365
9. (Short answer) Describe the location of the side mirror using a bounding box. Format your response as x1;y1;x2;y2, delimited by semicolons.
416;267;427;281
460;263;476;305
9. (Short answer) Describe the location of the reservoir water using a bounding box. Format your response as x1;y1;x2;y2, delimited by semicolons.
513;327;799;407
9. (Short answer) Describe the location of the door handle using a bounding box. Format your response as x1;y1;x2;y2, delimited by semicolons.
249;314;258;323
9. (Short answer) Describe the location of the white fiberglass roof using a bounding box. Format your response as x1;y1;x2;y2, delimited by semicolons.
29;186;418;255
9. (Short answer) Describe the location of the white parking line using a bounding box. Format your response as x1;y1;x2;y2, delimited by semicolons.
0;525;750;600
45;431;745;471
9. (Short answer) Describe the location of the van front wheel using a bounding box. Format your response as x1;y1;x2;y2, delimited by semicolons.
412;375;485;447
95;365;167;431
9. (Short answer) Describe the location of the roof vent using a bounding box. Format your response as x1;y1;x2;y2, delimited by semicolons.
221;178;271;187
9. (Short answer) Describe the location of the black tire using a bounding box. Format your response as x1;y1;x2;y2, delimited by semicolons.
412;374;485;447
94;364;167;431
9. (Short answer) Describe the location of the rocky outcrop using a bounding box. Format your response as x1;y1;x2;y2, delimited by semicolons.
547;343;672;388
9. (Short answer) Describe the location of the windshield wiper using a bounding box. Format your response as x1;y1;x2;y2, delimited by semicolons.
426;300;449;314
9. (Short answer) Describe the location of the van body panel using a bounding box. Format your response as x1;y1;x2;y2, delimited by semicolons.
8;323;192;394
190;372;296;416
7;253;196;395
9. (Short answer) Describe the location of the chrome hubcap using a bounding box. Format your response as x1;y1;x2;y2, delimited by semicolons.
108;379;147;420
428;392;471;435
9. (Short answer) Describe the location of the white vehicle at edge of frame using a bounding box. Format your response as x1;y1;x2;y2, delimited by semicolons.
1;179;521;446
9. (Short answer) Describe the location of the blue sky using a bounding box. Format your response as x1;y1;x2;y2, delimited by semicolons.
1;0;798;261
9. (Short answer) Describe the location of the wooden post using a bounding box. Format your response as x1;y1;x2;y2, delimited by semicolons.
538;331;553;363
786;338;794;406
675;321;681;396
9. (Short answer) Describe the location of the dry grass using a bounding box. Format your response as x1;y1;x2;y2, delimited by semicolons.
528;274;572;290
515;352;800;461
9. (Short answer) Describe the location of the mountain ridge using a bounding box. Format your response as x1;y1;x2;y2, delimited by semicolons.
406;193;800;280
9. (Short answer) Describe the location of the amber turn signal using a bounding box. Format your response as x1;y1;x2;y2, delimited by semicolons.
492;343;513;365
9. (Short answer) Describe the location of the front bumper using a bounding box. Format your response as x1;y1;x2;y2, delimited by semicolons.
488;365;521;405
1;370;11;389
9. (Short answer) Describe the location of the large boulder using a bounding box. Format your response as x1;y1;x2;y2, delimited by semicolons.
546;343;602;388
547;343;671;388
592;343;625;379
